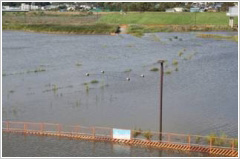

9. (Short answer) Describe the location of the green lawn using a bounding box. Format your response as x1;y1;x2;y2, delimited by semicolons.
99;12;238;25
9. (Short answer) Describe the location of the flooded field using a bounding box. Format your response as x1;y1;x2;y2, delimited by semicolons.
2;31;238;157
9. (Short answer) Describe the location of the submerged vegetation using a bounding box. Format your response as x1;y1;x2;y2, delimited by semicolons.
150;67;159;72
133;128;142;138
197;34;238;42
90;80;99;84
172;59;178;66
76;62;82;67
164;69;172;75
124;68;132;73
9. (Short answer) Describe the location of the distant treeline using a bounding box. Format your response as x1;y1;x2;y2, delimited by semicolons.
2;2;235;12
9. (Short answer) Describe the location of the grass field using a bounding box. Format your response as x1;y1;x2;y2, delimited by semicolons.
2;12;118;34
99;12;238;25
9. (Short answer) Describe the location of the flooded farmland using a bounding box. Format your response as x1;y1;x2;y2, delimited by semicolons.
2;31;238;157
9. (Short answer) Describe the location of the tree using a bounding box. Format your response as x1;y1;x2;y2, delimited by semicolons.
221;2;235;12
58;5;67;10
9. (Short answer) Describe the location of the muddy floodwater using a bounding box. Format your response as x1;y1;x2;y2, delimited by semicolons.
2;31;238;157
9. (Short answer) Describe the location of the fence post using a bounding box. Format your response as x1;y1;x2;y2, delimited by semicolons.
168;133;170;144
209;137;212;153
110;129;113;139
7;121;10;132
188;135;191;151
40;123;44;133
231;139;234;156
92;127;95;138
24;123;28;134
58;124;61;135
130;130;132;140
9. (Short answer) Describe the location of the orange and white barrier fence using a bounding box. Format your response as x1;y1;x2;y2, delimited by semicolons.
2;121;238;157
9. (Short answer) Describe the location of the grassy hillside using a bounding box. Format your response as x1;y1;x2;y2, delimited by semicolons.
99;12;238;25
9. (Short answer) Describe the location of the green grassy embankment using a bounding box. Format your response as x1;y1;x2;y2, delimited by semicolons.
99;12;238;36
99;12;237;25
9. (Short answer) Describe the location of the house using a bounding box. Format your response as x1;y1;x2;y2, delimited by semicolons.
21;3;30;11
226;6;238;28
174;7;184;12
67;6;75;11
79;5;91;10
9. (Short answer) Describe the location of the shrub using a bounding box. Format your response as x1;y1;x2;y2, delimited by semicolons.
133;128;142;138
143;131;153;140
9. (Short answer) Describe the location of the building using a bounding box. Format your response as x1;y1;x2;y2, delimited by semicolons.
165;8;175;12
21;3;30;11
174;7;184;12
226;6;238;28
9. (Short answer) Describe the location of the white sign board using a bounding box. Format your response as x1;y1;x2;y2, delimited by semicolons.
113;128;131;140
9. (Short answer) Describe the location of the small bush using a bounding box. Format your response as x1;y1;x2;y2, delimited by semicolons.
133;128;142;138
195;136;201;144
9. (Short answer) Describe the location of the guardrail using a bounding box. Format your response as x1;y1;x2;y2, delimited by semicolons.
2;121;238;157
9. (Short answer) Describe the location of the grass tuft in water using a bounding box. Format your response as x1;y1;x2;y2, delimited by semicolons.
91;80;99;84
150;34;161;42
76;63;82;67
164;69;172;75
34;68;46;73
172;59;178;66
9;90;15;93
124;68;132;73
126;44;135;47
52;84;58;93
85;84;89;93
178;51;183;57
150;67;159;72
